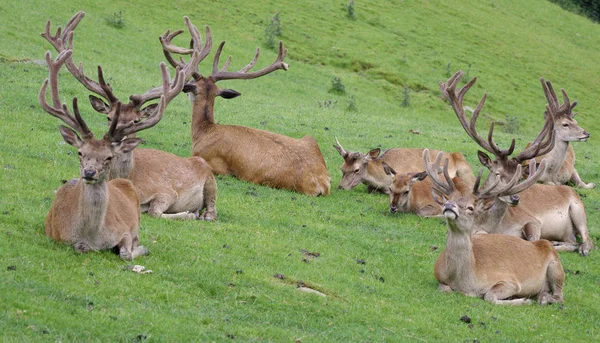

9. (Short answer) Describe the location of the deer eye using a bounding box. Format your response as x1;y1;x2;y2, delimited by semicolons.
562;123;569;127
466;206;474;211
78;151;83;157
354;168;360;174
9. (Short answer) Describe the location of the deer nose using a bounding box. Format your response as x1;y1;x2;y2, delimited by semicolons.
390;205;398;213
84;169;96;178
510;194;520;205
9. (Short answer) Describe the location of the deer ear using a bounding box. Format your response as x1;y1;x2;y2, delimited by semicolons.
59;125;83;148
182;83;197;94
480;197;496;211
411;171;428;182
382;162;396;176
113;137;143;154
431;187;447;206
89;95;110;114
217;89;241;99
477;151;492;168
368;148;381;159
140;103;159;118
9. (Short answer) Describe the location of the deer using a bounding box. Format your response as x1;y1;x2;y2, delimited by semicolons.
424;150;565;305
40;49;149;260
333;137;474;194
440;70;594;256
522;78;594;189
42;12;217;220
160;18;330;196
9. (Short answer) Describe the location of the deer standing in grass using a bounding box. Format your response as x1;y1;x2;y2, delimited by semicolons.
523;78;594;188
441;70;594;255
43;12;217;220
41;50;149;260
424;150;564;305
160;18;330;196
333;137;474;194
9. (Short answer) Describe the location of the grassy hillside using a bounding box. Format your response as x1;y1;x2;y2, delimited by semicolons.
1;0;599;341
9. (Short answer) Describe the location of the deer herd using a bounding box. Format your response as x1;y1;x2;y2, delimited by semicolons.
38;12;595;306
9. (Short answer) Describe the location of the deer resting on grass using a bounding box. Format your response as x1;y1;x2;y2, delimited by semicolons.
440;70;594;255
333;137;474;194
161;17;330;196
42;12;217;220
522;78;594;188
41;50;148;260
424;150;564;305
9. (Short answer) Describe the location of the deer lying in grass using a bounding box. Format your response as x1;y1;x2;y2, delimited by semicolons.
441;70;594;255
424;150;564;305
42;12;217;220
522;78;594;188
160;18;330;196
333;137;474;194
41;50;148;260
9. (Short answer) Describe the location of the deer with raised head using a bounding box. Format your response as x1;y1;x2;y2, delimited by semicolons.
42;12;217;220
522;78;594;188
333;137;474;194
424;150;564;305
41;50;149;260
160;18;330;196
440;70;594;255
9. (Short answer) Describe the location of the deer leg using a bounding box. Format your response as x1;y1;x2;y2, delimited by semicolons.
484;282;533;305
199;175;217;221
118;234;133;261
522;221;541;241
438;283;453;293
568;199;594;256
416;205;442;218
129;235;149;259
538;259;564;305
73;241;91;253
570;170;595;189
147;194;196;220
551;241;578;252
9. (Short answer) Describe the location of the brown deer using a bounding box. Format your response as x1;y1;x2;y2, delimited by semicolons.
42;12;217;220
440;70;594;255
424;150;565;305
333;137;474;194
41;50;148;260
160;18;330;196
522;78;594;189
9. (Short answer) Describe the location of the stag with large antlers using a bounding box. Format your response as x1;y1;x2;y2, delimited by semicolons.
424;150;564;305
42;12;217;220
523;79;594;188
333;137;474;194
161;17;330;196
41;50;148;260
440;71;593;255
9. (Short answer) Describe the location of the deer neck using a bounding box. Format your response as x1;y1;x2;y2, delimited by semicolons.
110;150;134;179
544;139;569;173
190;82;218;141
443;220;477;287
78;180;109;239
364;161;391;189
474;199;507;232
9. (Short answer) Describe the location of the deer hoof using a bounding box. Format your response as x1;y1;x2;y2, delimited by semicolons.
199;211;217;221
579;242;593;256
585;182;596;189
74;242;91;253
119;250;133;261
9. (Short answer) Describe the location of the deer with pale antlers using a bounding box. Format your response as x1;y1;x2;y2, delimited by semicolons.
160;17;330;196
522;78;594;188
440;70;594;255
41;50;148;260
333;137;474;194
42;11;217;220
424;150;565;305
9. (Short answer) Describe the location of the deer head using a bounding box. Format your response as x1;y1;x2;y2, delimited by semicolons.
39;50;149;182
333;137;384;190
440;70;555;185
540;78;589;143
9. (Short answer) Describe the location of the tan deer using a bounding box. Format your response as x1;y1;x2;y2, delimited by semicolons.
42;12;217;220
333;137;474;194
41;50;149;260
160;18;330;196
424;150;565;305
522;78;594;188
440;70;594;255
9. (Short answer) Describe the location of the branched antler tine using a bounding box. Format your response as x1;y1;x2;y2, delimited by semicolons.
221;56;232;72
240;48;260;72
506;159;548;194
486;122;515;157
212;41;226;76
472;169;484;195
543;79;560;112
212;40;289;81
514;115;556;162
442;158;456;192
39;79;79;130
96;66;118;104
333;136;348;156
106;102;123;140
71;97;93;139
422;150;454;195
129;62;183;111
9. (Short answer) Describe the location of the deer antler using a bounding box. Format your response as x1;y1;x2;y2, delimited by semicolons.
333;136;349;158
540;78;577;119
475;158;548;198
211;40;289;81
422;149;455;195
440;70;555;163
39;50;93;140
160;17;212;81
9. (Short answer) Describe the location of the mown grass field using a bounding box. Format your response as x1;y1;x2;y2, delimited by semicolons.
1;0;599;341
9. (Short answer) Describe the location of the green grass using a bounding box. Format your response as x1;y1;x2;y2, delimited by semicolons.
1;0;600;341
